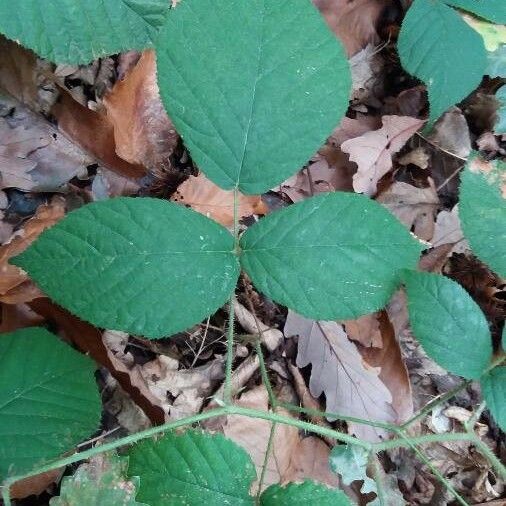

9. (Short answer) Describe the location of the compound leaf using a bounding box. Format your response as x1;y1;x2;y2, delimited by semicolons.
0;0;168;64
403;271;492;379
156;0;351;195
459;157;506;277
0;328;101;480
444;0;506;24
260;481;351;505
127;430;256;505
50;454;146;506
481;366;506;432
12;198;239;339
240;192;422;320
398;0;487;125
329;445;377;495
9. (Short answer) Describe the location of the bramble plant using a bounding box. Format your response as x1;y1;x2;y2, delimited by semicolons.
0;0;505;505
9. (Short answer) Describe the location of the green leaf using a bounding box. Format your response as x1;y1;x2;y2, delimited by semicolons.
127;430;256;505
240;192;422;320
329;445;377;495
0;0;168;64
403;271;492;379
486;44;506;77
12;198;239;339
155;0;351;195
0;328;101;479
260;481;351;505
50;454;147;506
495;85;506;134
459;157;506;277
444;0;506;24
481;366;506;432
398;0;487;125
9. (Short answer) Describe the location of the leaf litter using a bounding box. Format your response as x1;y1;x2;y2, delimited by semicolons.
0;0;504;503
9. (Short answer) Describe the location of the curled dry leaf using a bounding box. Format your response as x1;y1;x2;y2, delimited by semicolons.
284;311;396;441
377;180;440;241
314;0;384;56
341;115;425;196
0;198;65;303
172;173;268;227
103;50;179;171
222;386;340;491
233;300;283;351
428;107;471;160
398;146;430;170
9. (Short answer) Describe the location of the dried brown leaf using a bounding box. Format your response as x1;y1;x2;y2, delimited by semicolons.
103;50;179;171
0;198;65;303
284;312;396;441
173;173;267;227
377;180;439;241
341;115;425;195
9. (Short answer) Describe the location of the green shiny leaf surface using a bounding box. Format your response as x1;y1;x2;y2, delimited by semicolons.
403;271;492;379
0;328;100;480
260;481;351;505
240;192;422;320
444;0;506;24
156;0;350;194
127;430;256;505
398;0;487;125
12;198;239;339
0;0;168;64
481;366;506;432
459;157;506;277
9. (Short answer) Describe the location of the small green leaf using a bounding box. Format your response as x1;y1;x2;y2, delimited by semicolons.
444;0;506;24
260;481;351;505
398;0;487;125
12;198;239;339
127;430;256;505
240;192;422;320
403;271;492;379
481;366;506;432
329;445;377;495
156;0;351;195
0;328;101;480
0;0;168;64
486;44;506;77
50;453;147;506
459;157;506;277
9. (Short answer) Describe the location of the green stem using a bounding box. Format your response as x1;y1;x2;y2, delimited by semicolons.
468;432;506;481
256;422;277;502
255;340;277;408
280;402;397;431
374;432;475;451
1;407;229;506
394;432;469;506
224;294;236;405
370;453;386;505
401;380;471;429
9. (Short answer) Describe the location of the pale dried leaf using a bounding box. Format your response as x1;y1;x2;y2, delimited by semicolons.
342;115;425;195
173;173;267;227
398;147;430;170
284;311;396;441
428;108;471;159
377;180;439;240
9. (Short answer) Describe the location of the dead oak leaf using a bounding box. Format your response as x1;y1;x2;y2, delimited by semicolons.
284;311;396;442
341;115;425;196
172;173;267;227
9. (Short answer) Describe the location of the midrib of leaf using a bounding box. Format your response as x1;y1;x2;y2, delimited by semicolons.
235;0;266;189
